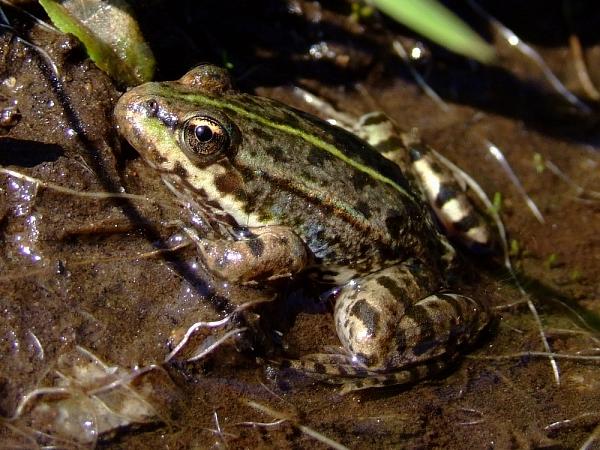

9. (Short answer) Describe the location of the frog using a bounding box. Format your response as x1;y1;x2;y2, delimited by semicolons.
114;64;492;391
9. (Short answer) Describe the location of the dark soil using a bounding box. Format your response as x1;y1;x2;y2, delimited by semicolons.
0;1;599;448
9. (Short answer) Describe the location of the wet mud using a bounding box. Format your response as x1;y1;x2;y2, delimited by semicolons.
0;1;599;448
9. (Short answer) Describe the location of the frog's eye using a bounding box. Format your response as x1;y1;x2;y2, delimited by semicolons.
180;116;230;165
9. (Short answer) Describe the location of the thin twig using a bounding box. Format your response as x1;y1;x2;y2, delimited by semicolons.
545;412;600;432
0;167;166;205
469;351;600;362
467;0;591;114
579;422;600;450
245;400;349;450
186;327;248;362
164;296;273;363
545;160;600;200
568;34;600;101
392;39;450;112
484;140;545;224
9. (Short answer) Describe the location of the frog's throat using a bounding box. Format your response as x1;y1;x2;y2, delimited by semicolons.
171;91;417;204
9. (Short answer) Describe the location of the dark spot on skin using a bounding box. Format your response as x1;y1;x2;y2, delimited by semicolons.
246;238;265;258
307;147;327;167
395;327;407;353
428;160;445;174
435;185;458;208
214;172;243;194
376;275;405;303
257;209;273;222
268;146;288;163
412;338;439;356
350;299;381;337
384;213;405;238
249;127;273;143
373;136;404;154
354;201;372;219
236;165;258;183
282;111;302;129
300;169;317;184
351;171;371;190
313;363;326;374
409;305;436;356
242;201;255;215
173;162;188;179
359;242;371;255
152;152;169;166
454;213;480;232
440;295;477;333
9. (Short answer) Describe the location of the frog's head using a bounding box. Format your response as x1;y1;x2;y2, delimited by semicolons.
115;64;242;174
115;65;276;227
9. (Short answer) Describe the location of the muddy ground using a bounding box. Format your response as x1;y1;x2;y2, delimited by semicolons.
0;1;599;448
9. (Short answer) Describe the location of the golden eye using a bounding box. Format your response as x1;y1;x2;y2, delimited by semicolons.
180;116;230;165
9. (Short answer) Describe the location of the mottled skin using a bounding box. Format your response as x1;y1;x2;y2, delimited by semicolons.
115;65;491;389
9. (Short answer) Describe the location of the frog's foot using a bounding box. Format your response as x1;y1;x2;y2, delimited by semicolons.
196;225;311;282
276;350;451;393
356;112;492;251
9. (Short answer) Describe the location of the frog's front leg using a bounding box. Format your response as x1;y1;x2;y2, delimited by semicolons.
334;262;490;373
197;225;311;282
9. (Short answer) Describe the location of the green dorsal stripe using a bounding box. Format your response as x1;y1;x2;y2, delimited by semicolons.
175;91;414;200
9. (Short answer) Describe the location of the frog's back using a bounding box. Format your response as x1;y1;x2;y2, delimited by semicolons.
217;93;445;270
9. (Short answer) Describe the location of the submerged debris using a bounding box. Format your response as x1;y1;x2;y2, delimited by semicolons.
4;346;177;446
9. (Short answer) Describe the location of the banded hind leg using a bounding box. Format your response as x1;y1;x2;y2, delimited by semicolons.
287;262;491;391
356;112;491;251
291;88;490;248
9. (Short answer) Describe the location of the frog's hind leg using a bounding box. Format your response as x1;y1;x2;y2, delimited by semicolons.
278;263;491;391
356;112;491;251
334;263;490;371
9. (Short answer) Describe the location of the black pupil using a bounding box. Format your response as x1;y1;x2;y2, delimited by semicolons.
195;124;213;142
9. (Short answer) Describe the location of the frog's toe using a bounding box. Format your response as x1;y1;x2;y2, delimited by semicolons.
274;352;377;382
273;354;450;393
338;360;449;393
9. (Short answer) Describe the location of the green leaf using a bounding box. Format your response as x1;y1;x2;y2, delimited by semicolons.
39;0;155;86
370;0;495;63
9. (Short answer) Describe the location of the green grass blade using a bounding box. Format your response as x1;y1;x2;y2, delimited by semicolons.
370;0;495;63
